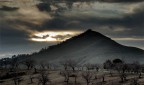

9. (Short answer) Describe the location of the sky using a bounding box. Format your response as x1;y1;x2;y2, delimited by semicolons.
0;0;144;58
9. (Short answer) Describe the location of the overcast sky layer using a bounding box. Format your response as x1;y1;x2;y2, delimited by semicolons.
0;0;144;58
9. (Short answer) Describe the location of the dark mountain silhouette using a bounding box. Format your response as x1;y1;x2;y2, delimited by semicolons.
31;29;144;64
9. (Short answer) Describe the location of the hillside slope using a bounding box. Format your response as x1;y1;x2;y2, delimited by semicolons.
31;29;144;64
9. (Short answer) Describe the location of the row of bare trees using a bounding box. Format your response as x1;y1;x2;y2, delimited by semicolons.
59;59;101;85
1;58;144;85
104;59;143;83
60;59;100;71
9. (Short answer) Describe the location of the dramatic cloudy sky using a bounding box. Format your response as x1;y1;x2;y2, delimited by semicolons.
0;0;144;58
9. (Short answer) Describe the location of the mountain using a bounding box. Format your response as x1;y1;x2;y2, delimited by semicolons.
31;29;144;64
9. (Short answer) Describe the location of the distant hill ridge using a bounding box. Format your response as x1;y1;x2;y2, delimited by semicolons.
30;29;144;64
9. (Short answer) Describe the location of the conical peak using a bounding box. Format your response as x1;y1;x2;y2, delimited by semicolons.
85;29;94;33
83;29;104;37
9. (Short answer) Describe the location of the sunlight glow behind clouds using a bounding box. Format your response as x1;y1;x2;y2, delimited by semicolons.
30;31;81;42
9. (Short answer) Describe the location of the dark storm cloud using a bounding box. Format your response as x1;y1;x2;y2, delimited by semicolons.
0;6;19;11
52;34;73;40
36;6;144;30
0;24;30;45
36;0;144;13
42;34;50;39
8;7;142;39
80;9;144;37
15;17;81;31
1;1;144;43
2;4;143;39
42;18;71;29
36;3;51;12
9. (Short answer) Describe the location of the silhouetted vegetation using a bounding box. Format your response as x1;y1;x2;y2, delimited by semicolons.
82;71;93;85
1;57;144;85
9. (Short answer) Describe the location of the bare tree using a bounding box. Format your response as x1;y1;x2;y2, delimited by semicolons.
23;59;35;70
77;64;83;71
12;72;22;85
60;60;69;70
103;60;113;76
82;71;93;85
101;74;106;82
84;63;99;81
60;70;71;85
93;64;100;72
13;77;22;85
30;76;34;84
115;63;127;83
38;71;50;85
60;59;78;72
34;66;38;73
28;75;35;84
67;59;78;72
9;56;19;72
27;70;35;84
1;58;11;69
46;62;51;70
85;63;93;70
0;59;3;68
130;78;140;85
132;61;142;78
73;73;78;84
70;72;78;85
40;63;46;70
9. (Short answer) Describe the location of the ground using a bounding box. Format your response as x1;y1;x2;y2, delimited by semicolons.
1;69;144;85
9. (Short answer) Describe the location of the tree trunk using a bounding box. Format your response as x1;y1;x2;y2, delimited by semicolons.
87;82;89;85
139;72;142;78
102;76;105;82
30;78;33;83
72;67;75;72
34;68;37;73
75;77;77;84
